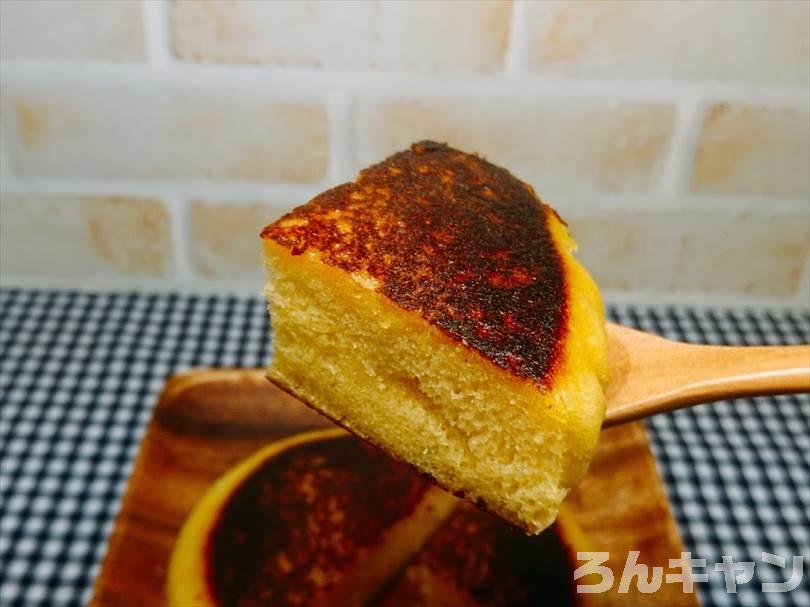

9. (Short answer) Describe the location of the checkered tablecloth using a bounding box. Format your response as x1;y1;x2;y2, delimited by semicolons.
1;289;808;606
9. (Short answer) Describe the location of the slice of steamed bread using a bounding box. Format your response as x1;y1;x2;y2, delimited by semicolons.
168;430;597;607
261;141;608;534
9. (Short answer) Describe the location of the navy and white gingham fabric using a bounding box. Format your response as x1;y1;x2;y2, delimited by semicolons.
1;289;808;606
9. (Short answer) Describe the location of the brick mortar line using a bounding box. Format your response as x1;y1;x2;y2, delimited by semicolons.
1;60;808;107
0;274;262;297
0;129;10;177
660;93;705;197
556;196;810;215
141;0;173;68
503;0;533;75
1;177;807;215
327;91;354;184
0;178;323;204
798;255;810;305
162;194;194;281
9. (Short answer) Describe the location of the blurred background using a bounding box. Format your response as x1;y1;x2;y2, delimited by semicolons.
0;0;808;306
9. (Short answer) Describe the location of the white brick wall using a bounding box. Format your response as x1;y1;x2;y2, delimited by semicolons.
0;0;808;307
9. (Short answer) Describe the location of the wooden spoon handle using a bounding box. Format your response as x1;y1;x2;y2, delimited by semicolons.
603;324;810;427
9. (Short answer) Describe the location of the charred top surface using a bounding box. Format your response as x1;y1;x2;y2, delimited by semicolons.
206;436;430;607
263;141;568;387
383;504;577;606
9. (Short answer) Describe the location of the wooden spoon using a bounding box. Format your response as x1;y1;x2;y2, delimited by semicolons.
603;323;810;427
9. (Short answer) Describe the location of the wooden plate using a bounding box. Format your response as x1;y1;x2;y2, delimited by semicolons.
89;369;698;606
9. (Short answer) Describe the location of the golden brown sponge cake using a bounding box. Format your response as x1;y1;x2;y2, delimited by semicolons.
261;141;608;534
168;431;597;607
167;429;458;607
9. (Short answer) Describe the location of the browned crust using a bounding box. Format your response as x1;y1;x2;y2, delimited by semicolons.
384;504;578;606
262;141;569;387
205;430;433;605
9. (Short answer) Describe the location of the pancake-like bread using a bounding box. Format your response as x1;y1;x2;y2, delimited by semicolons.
167;429;458;607
169;431;597;607
262;141;608;534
